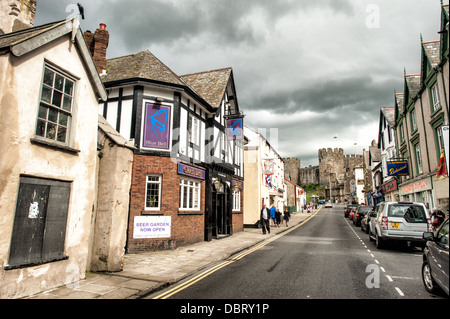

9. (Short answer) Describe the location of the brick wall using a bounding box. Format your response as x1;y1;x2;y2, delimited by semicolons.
127;155;205;253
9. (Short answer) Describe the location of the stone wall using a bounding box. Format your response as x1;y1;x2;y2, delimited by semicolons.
299;165;320;186
283;157;301;184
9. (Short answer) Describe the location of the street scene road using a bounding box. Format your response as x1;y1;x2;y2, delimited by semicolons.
149;204;446;300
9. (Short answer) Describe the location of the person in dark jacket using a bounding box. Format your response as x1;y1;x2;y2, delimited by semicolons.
275;209;282;227
260;204;271;234
283;207;291;227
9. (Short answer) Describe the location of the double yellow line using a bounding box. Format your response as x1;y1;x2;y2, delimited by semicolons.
153;207;322;299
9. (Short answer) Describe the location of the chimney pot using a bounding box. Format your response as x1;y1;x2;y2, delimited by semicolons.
99;23;106;30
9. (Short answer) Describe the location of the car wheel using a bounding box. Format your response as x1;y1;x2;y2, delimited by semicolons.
376;234;384;249
422;261;438;294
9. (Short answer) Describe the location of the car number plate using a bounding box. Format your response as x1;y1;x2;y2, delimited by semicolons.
390;222;400;229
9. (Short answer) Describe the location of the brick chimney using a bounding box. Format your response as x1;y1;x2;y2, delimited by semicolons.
0;0;37;34
84;23;109;75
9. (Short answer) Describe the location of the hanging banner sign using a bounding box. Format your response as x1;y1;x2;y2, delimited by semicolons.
143;102;171;150
441;126;449;177
387;160;409;176
264;160;274;175
226;117;243;140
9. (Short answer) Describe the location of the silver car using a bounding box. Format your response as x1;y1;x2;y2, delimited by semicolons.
368;201;432;249
422;218;449;296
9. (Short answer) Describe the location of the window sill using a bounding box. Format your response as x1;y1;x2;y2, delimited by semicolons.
178;210;203;215
31;137;80;155
141;210;163;215
430;107;442;118
4;256;69;270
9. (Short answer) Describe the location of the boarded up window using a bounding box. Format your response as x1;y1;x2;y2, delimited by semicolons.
7;177;71;269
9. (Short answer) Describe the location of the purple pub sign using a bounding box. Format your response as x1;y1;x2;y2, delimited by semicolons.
143;102;171;149
226;117;243;141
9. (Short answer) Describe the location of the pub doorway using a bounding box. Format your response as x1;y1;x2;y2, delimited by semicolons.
211;180;231;238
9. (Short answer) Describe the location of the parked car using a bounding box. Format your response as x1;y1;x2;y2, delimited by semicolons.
369;201;432;249
349;206;357;220
318;199;325;205
353;206;373;226
345;204;358;218
422;218;449;296
361;209;375;234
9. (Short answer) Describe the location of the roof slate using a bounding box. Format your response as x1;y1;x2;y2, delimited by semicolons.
0;20;65;49
395;93;405;115
381;106;395;127
423;40;441;68
405;74;421;99
102;50;185;86
180;68;232;109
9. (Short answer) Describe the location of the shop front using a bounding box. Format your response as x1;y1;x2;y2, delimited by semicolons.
381;179;399;202
398;177;435;210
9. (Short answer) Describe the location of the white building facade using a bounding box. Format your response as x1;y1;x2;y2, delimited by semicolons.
243;126;286;226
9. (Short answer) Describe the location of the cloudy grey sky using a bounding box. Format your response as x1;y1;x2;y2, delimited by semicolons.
35;0;445;167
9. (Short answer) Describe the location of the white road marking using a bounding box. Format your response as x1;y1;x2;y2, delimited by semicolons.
395;287;405;296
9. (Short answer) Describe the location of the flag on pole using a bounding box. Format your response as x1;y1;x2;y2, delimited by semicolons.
436;148;447;179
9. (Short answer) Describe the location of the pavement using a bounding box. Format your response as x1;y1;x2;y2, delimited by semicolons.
24;209;320;299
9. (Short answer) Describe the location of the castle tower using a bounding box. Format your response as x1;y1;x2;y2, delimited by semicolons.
283;157;301;185
0;0;37;34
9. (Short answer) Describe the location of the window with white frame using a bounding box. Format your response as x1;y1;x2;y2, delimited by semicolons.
179;178;200;210
188;114;199;145
410;109;417;132
399;122;405;143
145;175;162;210
233;191;241;211
414;143;423;174
431;83;441;112
36;65;75;144
436;125;444;155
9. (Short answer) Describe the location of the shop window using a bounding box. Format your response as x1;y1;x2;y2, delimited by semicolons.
145;175;162;210
7;177;71;269
36;65;75;145
179;178;200;210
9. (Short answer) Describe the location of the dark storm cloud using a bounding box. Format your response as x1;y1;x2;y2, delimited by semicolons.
96;0;356;52
33;0;445;167
248;75;398;116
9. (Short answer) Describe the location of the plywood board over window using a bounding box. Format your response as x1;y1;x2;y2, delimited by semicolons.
7;177;71;269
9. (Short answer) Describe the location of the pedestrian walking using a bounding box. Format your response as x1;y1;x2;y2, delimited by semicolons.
431;208;446;231
260;204;271;235
275;209;282;227
283;207;290;227
307;203;311;213
270;204;277;226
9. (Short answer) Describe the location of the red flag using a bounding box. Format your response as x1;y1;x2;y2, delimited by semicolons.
436;148;447;179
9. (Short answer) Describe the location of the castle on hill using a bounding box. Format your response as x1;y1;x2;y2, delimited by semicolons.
299;148;364;202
